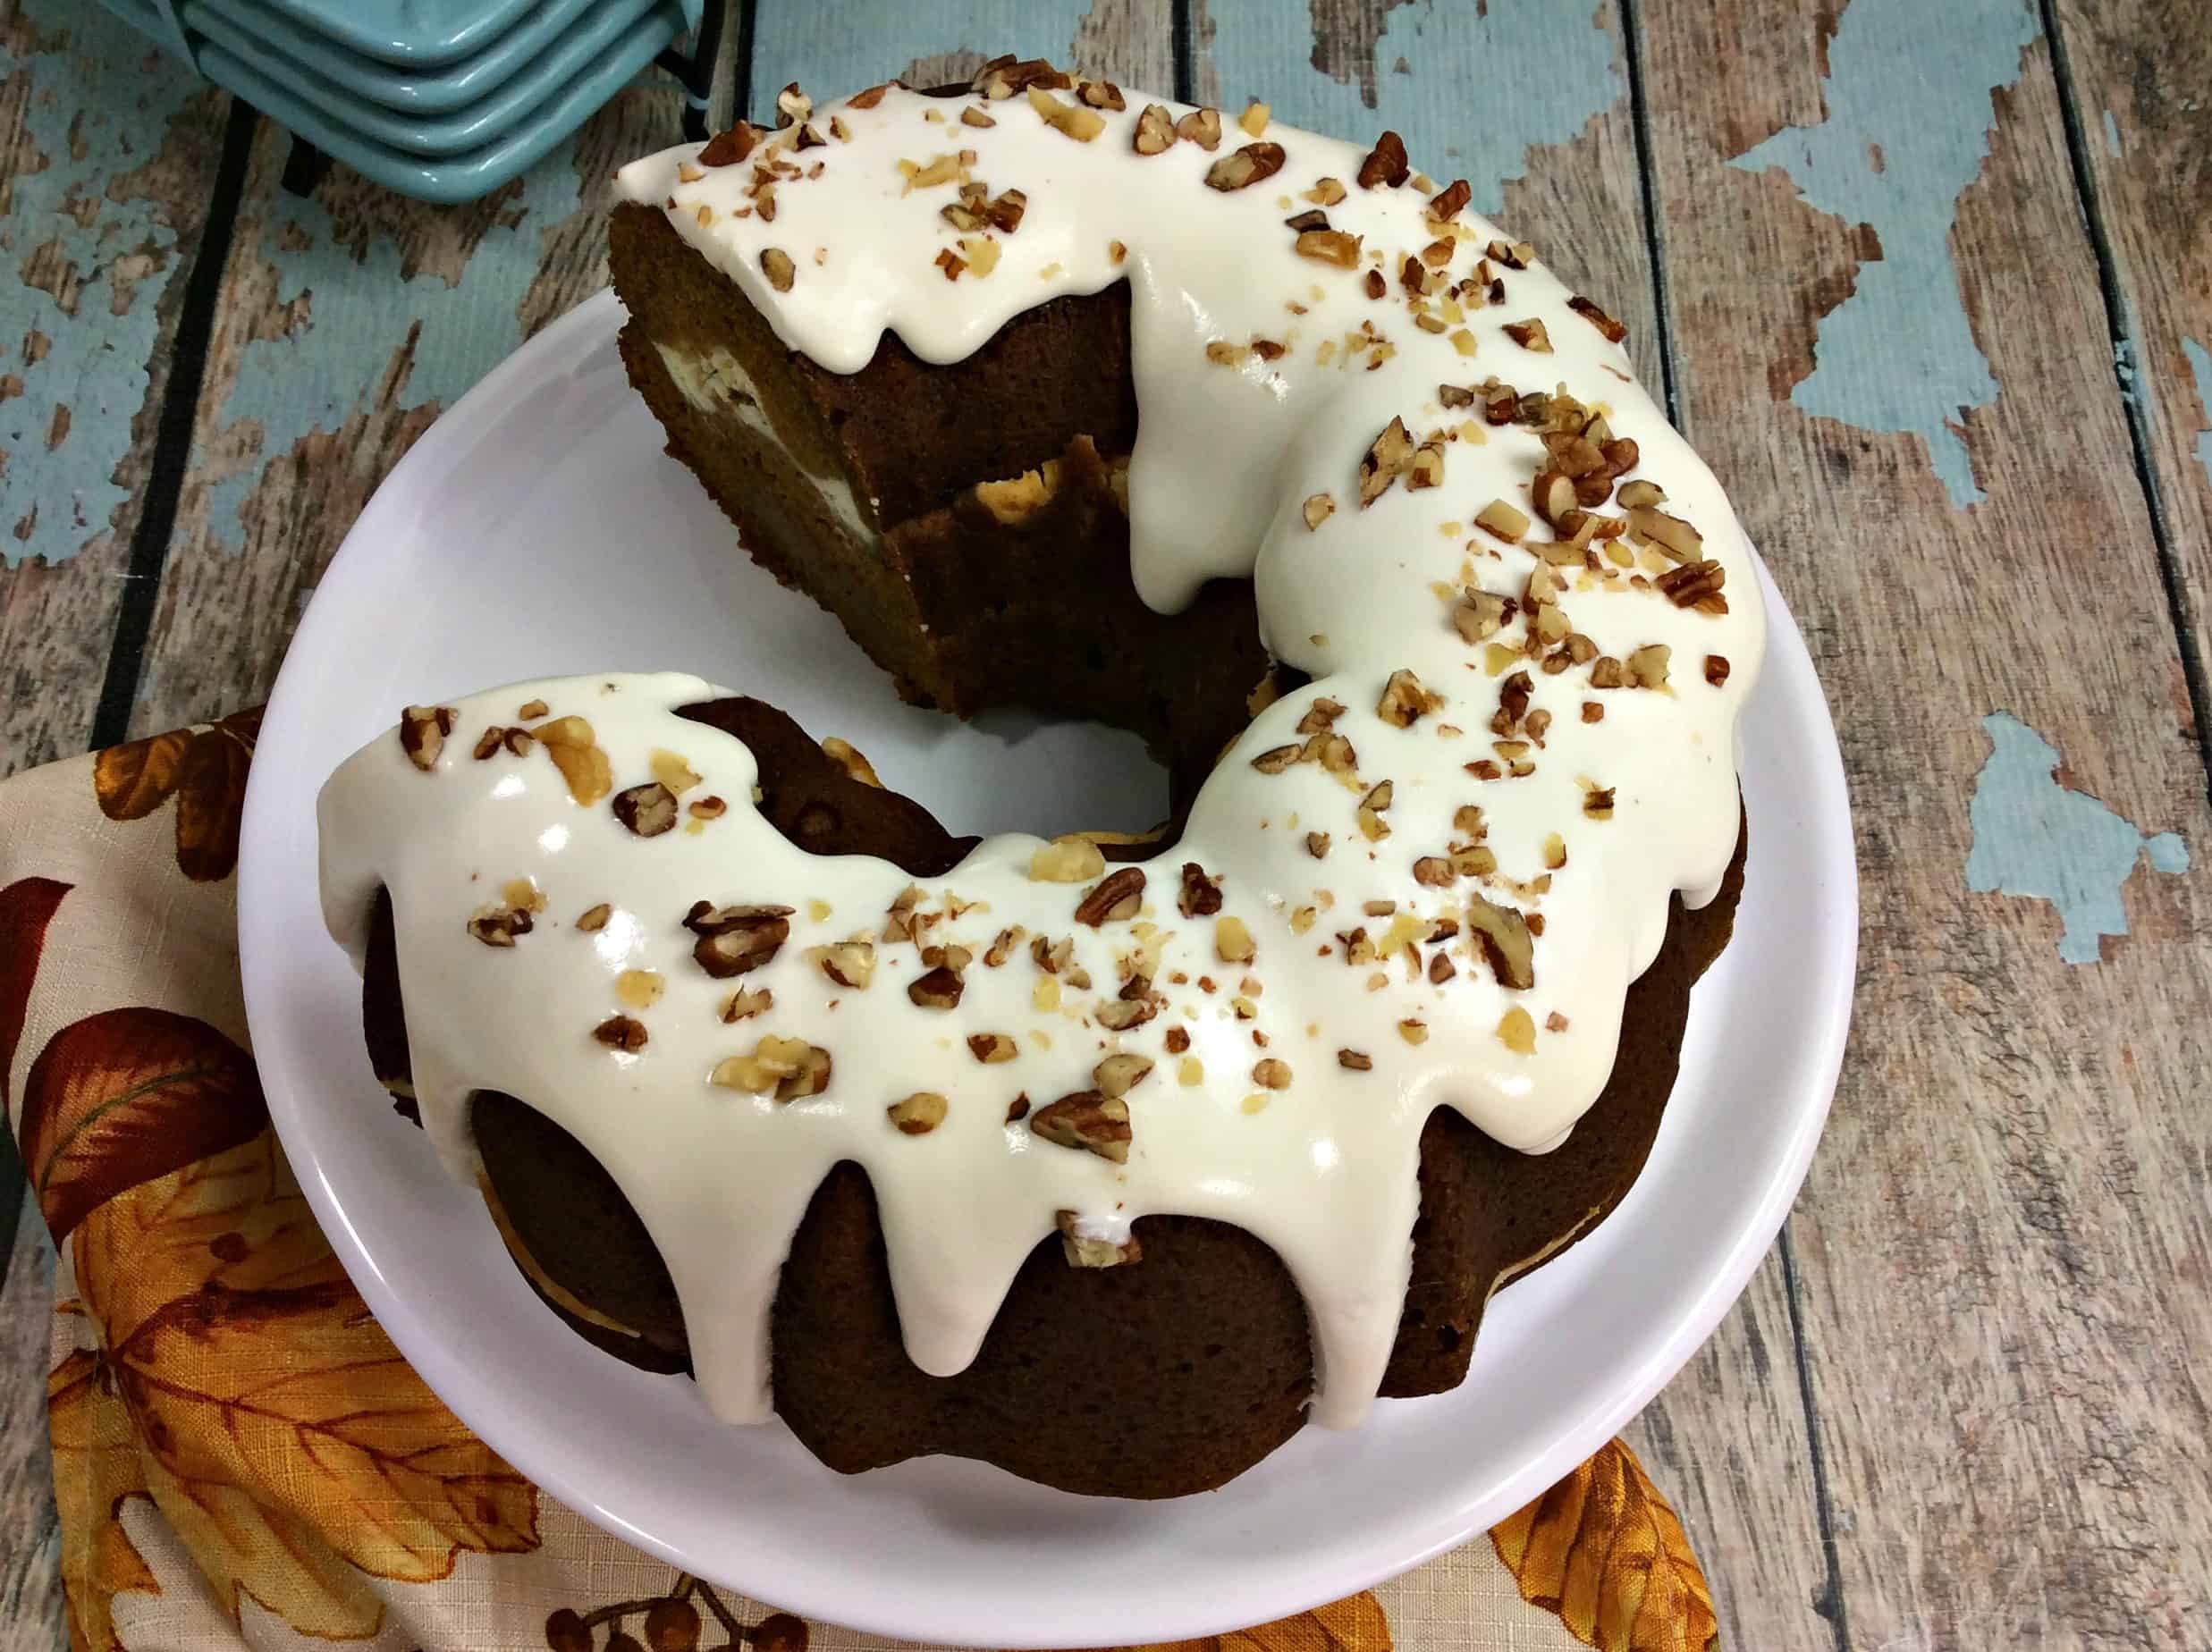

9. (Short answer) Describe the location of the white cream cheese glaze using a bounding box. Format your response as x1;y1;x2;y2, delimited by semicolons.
319;71;1764;1434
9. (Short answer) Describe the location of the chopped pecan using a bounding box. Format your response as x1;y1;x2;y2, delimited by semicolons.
697;122;762;166
1656;560;1726;608
1358;416;1417;506
1377;668;1443;728
593;1015;648;1052
1029;1092;1131;1163
908;965;966;1008
1465;895;1535;990
1567;294;1628;341
399;705;455;771
684;901;793;977
1074;866;1146;926
1428;178;1471;220
887;1092;948;1134
612;781;679;838
1205;142;1286;190
1174;106;1222;149
1356;130;1409;189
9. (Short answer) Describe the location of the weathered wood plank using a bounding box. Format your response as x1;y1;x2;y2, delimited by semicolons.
2049;0;2212;770
1632;0;2212;1645
0;2;232;776
124;81;705;737
1189;7;1837;1647
747;0;1176;105
0;1189;63;1652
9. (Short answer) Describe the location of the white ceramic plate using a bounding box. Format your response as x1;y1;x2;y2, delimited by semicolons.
239;289;1853;1648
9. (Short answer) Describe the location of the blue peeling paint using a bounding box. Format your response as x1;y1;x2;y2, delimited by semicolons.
2182;337;2212;493
198;151;583;552
1966;712;2189;965
1731;0;2039;508
1203;0;1619;219
0;6;202;567
2102;107;2123;156
748;1;1101;103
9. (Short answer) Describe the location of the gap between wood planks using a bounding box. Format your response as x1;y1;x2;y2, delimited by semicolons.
2035;0;2212;808
1614;2;1853;1645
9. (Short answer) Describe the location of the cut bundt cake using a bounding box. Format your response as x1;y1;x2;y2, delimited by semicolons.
318;58;1764;1499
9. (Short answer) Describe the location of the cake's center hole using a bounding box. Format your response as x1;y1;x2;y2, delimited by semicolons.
879;705;1169;842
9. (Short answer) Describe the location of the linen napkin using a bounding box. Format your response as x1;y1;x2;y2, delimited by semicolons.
0;708;1719;1652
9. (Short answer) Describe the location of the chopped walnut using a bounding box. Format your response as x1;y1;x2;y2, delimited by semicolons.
1295;228;1363;268
697;122;762;166
1238;99;1271;136
1377;668;1443;728
1428;178;1471;220
721;986;772;1023
1584;787;1617;820
1075;866;1146;926
888;1092;949;1134
1253;1058;1292;1091
1079;78;1127;111
1705;653;1732;687
575;903;612;932
593;1015;647;1052
399;705;455;771
685;901;793;977
471;727;503;761
466;903;532;948
689;795;728;821
517;697;549;720
1406;439;1446;489
1174;106;1222;149
1303;492;1337;529
1397;1018;1430;1045
759;248;796;292
960;105;995;129
1356;129;1409;188
612;781;679;837
1030;1091;1131;1162
1307;831;1331;859
1543;833;1568;870
1338;1048;1374;1070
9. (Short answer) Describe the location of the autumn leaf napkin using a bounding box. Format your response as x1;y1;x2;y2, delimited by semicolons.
0;709;1720;1652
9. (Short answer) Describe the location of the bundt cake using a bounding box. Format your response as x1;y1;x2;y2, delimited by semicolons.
317;59;1764;1500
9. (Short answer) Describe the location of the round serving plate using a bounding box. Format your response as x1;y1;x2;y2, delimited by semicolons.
239;288;1854;1647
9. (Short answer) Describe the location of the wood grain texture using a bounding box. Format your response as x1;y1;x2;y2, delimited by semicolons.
1192;7;1836;1646
1632;1;2212;1647
0;4;231;777
2049;0;2212;764
0;1191;62;1652
123;83;701;738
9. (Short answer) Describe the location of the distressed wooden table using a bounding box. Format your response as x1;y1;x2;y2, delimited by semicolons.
4;0;2208;1646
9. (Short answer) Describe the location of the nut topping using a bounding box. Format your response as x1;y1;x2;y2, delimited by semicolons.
1074;866;1146;926
1337;1049;1374;1071
1356;130;1409;189
1358;416;1416;506
1502;317;1552;352
1026;85;1106;141
1178;862;1225;917
968;1032;1019;1063
1174;107;1222;149
811;940;876;989
1303;493;1337;529
888;1092;949;1135
1134;103;1177;155
1465;895;1536;990
612;781;679;837
1093;1053;1155;1098
1214;915;1255;964
711;1035;832;1101
1204;142;1285;191
1705;653;1732;687
907;965;965;1008
592;1015;647;1052
466;903;534;948
1377;668;1443;728
1295;229;1363;268
533;715;612;805
1029;1091;1131;1163
1057;1211;1142;1268
760;248;796;291
399;705;455;771
1029;835;1106;883
1568;294;1628;342
1427;178;1471;220
1656;560;1726;608
684;901;793;977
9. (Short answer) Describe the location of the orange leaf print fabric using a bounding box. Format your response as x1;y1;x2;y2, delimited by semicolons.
1;874;70;1110
21;1007;267;1242
33;998;539;1648
1101;1590;1392;1652
1490;1439;1718;1651
91;709;259;882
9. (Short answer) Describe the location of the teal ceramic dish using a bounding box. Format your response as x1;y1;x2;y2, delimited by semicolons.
195;1;687;203
188;0;671;153
249;0;542;66
185;0;664;114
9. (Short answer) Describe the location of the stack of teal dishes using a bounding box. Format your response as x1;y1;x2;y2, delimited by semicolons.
97;0;710;203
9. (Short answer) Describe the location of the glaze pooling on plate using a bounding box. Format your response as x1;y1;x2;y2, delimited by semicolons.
317;72;1763;1432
